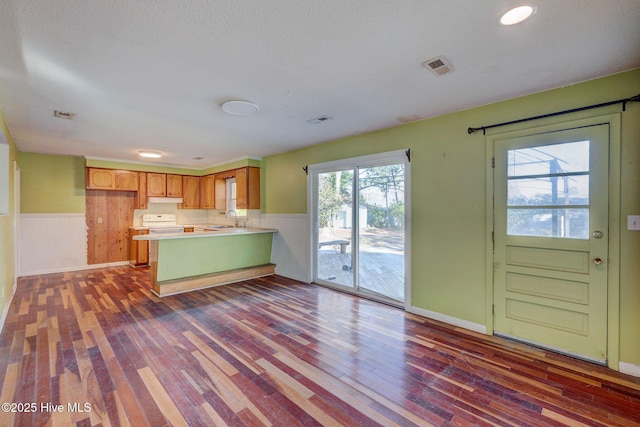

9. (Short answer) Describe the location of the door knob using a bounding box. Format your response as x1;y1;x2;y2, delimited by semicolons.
593;257;603;265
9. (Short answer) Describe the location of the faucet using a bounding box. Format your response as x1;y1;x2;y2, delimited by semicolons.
225;210;238;227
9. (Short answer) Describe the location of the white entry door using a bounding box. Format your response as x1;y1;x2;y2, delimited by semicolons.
493;124;609;363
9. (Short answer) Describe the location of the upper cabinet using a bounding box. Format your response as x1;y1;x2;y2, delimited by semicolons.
236;166;260;209
167;174;183;197
147;173;183;198
212;166;260;210
146;173;167;197
87;168;138;191
86;165;259;210
200;174;215;209
181;176;200;209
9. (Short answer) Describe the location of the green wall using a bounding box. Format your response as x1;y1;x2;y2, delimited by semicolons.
0;111;17;316
18;152;86;213
262;69;640;366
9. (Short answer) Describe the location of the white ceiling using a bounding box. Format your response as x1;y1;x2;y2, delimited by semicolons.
1;1;639;169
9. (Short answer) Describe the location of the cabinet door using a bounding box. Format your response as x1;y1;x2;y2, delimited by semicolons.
129;229;149;266
200;175;215;209
147;173;167;197
166;174;183;197
87;168;115;190
236;168;248;209
181;176;200;209
236;167;260;209
247;166;261;209
115;170;139;191
214;172;230;210
137;173;148;209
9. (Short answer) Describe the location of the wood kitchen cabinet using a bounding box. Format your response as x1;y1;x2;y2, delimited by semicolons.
136;172;148;209
129;229;149;266
147;173;167;197
86;168;138;191
214;171;231;210
180;175;200;209
212;167;260;210
236;166;260;209
166;174;183;197
200;174;215;209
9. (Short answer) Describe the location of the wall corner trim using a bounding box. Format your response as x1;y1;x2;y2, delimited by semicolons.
0;279;18;332
408;306;487;334
619;361;640;378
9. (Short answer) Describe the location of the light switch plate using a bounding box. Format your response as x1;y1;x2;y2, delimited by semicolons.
628;215;640;231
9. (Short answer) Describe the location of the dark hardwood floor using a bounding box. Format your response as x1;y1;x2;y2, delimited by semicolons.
0;266;639;426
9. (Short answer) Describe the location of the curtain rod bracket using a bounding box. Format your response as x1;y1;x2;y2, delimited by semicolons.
303;165;308;175
405;149;411;162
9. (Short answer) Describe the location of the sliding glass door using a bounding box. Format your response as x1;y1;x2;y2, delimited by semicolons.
311;150;409;306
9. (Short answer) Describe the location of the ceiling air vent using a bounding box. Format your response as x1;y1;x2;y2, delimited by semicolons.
307;115;333;124
54;110;74;120
422;56;453;76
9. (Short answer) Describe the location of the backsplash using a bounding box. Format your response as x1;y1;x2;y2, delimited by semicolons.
133;204;261;227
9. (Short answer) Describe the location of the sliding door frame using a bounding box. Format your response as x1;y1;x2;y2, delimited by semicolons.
307;149;411;309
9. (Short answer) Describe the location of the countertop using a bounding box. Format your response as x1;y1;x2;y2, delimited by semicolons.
132;227;278;240
130;223;247;231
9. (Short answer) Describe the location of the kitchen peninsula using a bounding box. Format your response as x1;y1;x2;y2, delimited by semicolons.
134;227;277;296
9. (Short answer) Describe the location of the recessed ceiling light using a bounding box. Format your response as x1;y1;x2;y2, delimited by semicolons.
221;100;259;116
138;151;162;159
499;5;537;25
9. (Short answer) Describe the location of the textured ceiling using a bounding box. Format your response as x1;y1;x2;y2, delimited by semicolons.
1;0;639;168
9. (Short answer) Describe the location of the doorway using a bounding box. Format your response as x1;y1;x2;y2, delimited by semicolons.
492;124;610;363
310;150;410;306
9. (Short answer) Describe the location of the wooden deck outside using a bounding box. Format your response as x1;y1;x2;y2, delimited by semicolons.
1;266;639;426
318;227;405;301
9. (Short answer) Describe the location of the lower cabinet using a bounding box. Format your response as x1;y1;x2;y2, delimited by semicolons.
129;229;149;266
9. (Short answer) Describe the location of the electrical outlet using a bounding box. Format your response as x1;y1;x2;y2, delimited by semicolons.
628;215;640;231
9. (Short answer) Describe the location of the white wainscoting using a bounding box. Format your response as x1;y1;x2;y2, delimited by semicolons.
19;214;89;276
261;214;311;283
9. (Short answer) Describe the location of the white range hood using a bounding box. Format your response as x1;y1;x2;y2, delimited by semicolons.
148;197;183;204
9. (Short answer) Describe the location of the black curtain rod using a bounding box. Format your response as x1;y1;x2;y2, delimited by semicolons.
468;93;640;135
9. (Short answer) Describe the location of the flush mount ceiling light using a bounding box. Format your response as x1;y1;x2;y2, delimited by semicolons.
221;100;259;116
499;5;537;25
138;151;162;159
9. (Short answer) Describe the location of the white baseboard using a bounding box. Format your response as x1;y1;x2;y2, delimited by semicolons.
274;270;311;284
619;361;640;378
20;261;130;277
408;305;487;334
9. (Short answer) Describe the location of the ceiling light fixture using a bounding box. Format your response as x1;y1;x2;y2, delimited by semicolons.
138;151;162;159
499;5;537;25
221;100;260;116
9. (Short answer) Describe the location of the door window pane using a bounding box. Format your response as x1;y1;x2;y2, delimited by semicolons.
508;141;589;176
317;170;353;286
358;164;405;301
506;140;590;239
507;208;589;239
508;176;589;206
